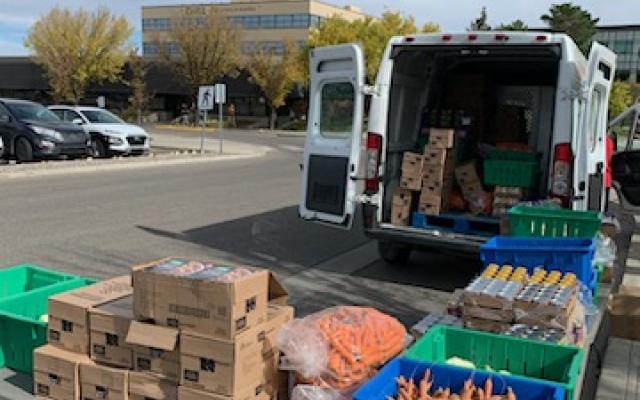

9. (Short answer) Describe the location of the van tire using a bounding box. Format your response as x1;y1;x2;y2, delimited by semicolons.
378;241;411;265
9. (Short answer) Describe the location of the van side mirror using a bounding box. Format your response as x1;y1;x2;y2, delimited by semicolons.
72;118;84;125
0;115;11;123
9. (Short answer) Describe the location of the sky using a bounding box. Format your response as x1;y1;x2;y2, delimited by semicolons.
1;0;639;56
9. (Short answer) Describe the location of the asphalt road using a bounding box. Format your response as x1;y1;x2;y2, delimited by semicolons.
0;128;597;398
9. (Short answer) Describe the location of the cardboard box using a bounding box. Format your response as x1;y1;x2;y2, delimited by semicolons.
391;203;412;225
132;258;269;339
423;148;454;166
422;163;455;185
48;276;132;354
454;162;482;189
462;305;514;322
80;363;128;400
90;295;135;369
177;384;271;400
180;305;293;397
428;128;456;148
401;152;424;176
400;174;422;191
609;285;640;340
34;345;94;400
128;371;177;400
463;317;510;334
126;321;180;383
421;179;452;197
392;188;412;207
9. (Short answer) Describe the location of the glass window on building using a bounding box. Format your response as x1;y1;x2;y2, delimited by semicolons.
142;18;170;31
166;42;179;55
276;14;293;28
242;41;257;54
613;40;634;54
142;42;159;55
260;15;276;28
310;15;323;27
260;41;285;55
244;16;259;28
616;69;631;81
292;14;310;28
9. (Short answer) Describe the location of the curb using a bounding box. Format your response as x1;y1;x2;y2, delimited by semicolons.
0;152;267;180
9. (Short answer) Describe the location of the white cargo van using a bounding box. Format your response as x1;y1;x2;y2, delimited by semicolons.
299;32;621;261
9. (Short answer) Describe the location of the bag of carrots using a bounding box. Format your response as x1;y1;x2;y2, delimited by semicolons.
278;306;407;394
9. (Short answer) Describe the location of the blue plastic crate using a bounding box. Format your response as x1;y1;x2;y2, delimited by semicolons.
353;358;566;400
480;236;596;292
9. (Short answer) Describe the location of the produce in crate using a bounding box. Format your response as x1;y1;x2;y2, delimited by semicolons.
390;369;517;400
278;306;406;391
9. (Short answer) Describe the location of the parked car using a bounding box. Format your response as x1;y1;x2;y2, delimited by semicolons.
0;135;3;158
0;98;91;162
48;105;150;157
300;32;621;261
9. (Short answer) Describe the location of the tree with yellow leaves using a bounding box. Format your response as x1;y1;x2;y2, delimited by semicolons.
247;41;301;130
161;8;241;102
299;11;440;84
25;7;132;104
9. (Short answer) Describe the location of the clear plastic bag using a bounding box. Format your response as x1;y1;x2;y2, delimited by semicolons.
595;233;617;264
291;385;342;400
277;306;407;391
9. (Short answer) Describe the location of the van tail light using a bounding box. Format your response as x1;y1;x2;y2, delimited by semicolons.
551;142;572;207
365;132;382;193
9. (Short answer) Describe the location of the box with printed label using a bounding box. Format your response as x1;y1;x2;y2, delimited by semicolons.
180;305;292;396
428;128;456;149
128;371;177;400
177;383;271;400
126;321;180;383
80;363;128;400
422;162;455;186
401;152;424;176
132;258;269;339
48;276;132;354
89;295;135;369
423;148;455;166
34;345;94;400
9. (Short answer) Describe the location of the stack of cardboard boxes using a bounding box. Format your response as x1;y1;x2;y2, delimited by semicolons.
419;128;457;215
391;188;412;226
33;258;293;400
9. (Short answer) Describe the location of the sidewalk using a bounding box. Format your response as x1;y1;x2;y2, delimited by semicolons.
595;212;640;399
151;131;272;155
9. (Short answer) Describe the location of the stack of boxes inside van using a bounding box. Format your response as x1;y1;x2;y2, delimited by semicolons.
33;258;292;400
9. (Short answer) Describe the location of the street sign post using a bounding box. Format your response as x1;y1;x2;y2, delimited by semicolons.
198;86;215;154
215;83;226;154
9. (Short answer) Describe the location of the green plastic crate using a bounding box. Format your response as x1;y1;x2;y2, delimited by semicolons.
484;159;539;188
0;264;77;301
0;278;97;374
509;206;602;238
405;325;584;400
489;149;539;162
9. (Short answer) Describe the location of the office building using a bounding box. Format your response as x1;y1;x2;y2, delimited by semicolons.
594;25;640;82
141;0;368;57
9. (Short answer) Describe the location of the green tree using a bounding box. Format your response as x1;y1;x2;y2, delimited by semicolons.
25;7;132;103
160;9;240;105
302;11;438;83
609;80;633;117
541;3;599;54
247;42;301;130
468;7;491;31
422;22;441;33
126;50;150;124
496;19;529;31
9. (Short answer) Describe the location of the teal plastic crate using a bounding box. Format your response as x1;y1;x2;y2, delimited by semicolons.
509;206;602;238
0;278;97;374
0;264;77;301
484;159;539;188
405;325;583;400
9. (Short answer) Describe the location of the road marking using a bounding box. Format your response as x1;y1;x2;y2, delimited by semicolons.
279;145;303;153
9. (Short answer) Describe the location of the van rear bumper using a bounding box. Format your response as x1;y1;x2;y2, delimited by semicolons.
365;225;487;253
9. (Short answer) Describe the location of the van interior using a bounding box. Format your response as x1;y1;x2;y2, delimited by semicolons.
383;44;561;228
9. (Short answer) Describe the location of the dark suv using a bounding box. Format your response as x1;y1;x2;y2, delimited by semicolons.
0;98;91;162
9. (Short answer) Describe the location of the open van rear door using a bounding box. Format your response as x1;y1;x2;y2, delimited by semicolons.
299;44;366;228
611;102;640;212
574;42;615;211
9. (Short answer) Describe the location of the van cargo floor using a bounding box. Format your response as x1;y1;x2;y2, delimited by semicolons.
411;212;500;236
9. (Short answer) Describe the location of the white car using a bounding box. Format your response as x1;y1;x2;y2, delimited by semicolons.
48;105;150;157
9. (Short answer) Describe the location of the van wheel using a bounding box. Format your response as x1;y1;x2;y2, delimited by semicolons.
378;241;411;265
15;137;34;162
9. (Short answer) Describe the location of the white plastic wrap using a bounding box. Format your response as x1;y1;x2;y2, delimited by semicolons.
595;233;617;264
291;385;342;400
277;306;406;391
